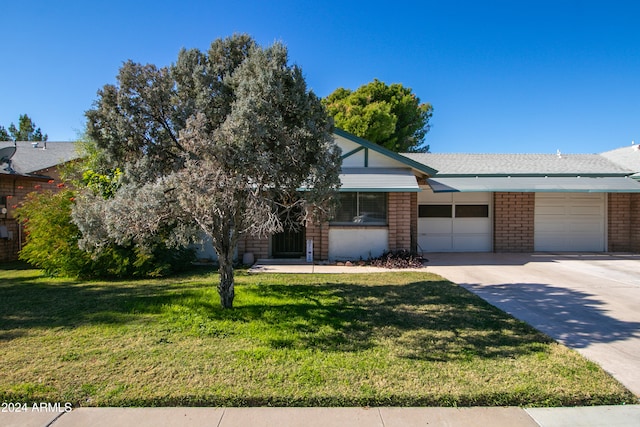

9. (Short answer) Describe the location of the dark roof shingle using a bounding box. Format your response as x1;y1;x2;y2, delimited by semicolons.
0;141;79;176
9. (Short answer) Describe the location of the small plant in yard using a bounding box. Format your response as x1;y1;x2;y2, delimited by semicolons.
0;267;635;407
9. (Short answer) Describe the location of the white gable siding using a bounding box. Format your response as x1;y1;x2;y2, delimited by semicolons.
335;134;414;169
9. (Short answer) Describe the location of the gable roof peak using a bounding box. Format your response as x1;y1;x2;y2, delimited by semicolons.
333;128;437;176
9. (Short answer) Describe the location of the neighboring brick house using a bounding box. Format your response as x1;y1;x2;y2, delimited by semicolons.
0;141;79;262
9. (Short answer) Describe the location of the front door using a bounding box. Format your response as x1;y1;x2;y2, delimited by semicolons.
272;227;305;258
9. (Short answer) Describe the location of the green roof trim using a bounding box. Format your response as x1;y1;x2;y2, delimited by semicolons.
427;176;640;193
333;128;438;176
431;173;631;178
340;146;365;159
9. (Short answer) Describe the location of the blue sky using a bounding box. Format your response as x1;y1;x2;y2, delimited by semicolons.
2;0;639;153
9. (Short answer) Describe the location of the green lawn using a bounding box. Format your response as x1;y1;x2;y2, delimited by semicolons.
0;265;635;407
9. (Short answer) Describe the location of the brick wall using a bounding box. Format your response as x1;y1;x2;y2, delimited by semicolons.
305;219;329;261
1;170;65;262
608;193;632;252
238;234;269;261
410;192;418;252
387;192;412;252
493;192;534;252
632;194;640;252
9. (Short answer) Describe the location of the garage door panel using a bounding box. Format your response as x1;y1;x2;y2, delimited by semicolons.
536;222;568;233
418;191;451;204
453;219;491;234
535;193;605;252
419;235;453;252
452;235;492;251
453;192;490;203
539;193;566;200
419;218;452;234
573;235;604;247
536;205;568;215
569;206;603;215
569;221;603;233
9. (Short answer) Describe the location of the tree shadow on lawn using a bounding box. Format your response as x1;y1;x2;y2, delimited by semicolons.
225;280;553;360
0;272;558;361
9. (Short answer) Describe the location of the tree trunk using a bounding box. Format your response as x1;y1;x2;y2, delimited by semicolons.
212;218;239;309
218;251;235;309
216;220;237;309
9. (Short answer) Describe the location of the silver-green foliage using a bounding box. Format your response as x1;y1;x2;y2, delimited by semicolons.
74;35;341;308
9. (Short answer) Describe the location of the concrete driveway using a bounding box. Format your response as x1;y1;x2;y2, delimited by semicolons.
425;252;640;397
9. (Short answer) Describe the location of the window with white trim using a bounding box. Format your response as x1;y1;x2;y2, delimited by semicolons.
331;192;387;225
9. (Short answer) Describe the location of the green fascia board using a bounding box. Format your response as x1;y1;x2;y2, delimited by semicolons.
427;176;640;193
297;187;420;193
431;173;632;178
338;187;421;193
333;128;438;176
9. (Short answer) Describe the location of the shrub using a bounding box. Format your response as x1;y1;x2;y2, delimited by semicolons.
368;250;426;269
16;189;90;276
16;189;194;278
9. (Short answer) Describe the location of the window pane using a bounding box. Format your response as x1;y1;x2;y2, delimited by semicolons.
419;205;452;218
355;192;386;224
330;192;387;225
333;192;357;223
455;205;489;218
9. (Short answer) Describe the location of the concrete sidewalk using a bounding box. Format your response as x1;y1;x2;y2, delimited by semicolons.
2;405;640;427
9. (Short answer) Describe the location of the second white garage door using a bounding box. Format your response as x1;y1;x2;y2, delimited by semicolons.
534;193;606;252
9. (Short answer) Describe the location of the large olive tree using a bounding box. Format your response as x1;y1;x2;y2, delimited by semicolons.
74;35;341;308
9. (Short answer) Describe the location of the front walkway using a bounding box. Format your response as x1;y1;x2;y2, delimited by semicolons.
249;258;425;273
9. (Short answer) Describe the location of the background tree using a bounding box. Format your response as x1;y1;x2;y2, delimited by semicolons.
74;34;341;308
323;79;433;152
2;114;48;141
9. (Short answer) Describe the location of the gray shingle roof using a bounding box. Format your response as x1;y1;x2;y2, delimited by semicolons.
600;145;640;174
403;152;635;176
0;141;80;176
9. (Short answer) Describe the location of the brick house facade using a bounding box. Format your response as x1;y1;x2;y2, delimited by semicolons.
1;141;79;262
237;191;418;262
225;135;640;263
229;131;434;263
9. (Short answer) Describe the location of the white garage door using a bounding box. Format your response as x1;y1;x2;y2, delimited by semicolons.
535;193;605;252
418;190;492;252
